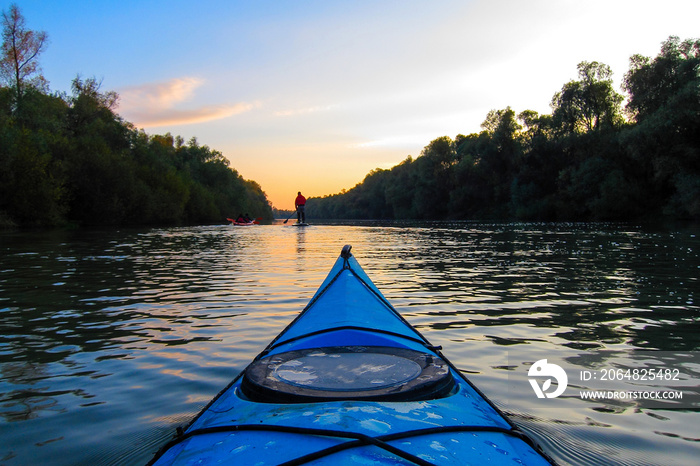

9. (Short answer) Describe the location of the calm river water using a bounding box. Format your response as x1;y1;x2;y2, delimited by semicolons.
1;222;698;465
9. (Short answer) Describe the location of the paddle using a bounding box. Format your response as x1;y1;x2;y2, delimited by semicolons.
282;211;296;224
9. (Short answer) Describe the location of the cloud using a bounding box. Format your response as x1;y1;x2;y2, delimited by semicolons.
129;103;256;127
118;77;255;127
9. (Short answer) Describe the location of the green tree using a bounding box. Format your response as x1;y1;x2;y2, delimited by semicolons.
412;136;455;218
63;77;135;225
0;126;66;225
551;61;623;134
476;107;522;216
622;37;700;218
450;133;489;217
623;36;700;122
0;84;69;226
383;156;418;219
0;4;48;114
510;111;560;220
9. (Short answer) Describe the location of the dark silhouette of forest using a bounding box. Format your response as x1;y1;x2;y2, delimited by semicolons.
309;36;700;222
0;5;272;228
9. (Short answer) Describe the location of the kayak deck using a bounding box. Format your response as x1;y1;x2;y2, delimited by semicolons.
150;245;552;465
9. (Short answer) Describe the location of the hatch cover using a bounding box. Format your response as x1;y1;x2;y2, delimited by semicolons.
241;346;454;403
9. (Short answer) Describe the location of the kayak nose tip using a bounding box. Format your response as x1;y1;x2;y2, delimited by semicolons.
341;244;353;259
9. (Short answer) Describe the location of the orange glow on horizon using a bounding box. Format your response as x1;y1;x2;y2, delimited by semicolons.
228;142;415;210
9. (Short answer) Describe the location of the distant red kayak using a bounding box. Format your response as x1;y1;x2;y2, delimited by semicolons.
227;218;260;226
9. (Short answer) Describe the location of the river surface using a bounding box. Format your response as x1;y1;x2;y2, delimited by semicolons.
0;222;698;465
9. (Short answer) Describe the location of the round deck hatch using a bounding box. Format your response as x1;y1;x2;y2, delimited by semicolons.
241;346;455;403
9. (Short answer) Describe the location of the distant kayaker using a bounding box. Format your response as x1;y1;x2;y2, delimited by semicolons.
295;192;306;223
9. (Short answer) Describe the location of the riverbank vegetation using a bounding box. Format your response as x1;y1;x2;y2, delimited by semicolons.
0;5;272;228
309;36;700;222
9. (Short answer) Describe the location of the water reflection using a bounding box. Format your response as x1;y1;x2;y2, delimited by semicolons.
0;361;62;422
0;223;698;465
370;225;699;354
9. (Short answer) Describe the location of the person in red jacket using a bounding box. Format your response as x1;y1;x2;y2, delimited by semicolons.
295;191;306;223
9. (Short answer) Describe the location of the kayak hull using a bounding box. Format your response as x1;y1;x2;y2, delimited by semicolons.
227;218;260;225
150;246;552;465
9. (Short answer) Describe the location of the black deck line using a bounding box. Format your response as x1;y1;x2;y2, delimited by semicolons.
262;325;429;355
156;423;531;466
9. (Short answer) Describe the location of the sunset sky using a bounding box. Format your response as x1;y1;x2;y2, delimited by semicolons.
14;0;700;209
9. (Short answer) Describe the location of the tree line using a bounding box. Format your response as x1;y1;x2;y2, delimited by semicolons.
0;4;272;228
308;36;700;222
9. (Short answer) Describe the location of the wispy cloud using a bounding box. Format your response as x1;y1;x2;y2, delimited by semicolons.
118;77;255;127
